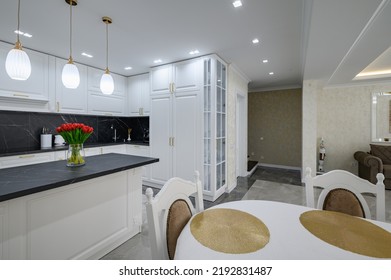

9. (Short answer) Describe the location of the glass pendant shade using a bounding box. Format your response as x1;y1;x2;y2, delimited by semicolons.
100;69;114;95
62;58;80;89
5;43;31;81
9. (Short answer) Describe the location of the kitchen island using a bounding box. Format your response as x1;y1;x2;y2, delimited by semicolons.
0;153;158;260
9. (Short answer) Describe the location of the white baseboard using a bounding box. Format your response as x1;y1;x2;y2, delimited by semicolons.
247;165;258;177
257;162;302;171
226;182;237;193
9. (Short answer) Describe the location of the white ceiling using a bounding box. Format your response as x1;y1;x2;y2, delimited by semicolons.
1;0;391;91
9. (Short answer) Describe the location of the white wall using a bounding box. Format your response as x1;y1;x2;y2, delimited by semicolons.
302;80;391;178
227;65;249;192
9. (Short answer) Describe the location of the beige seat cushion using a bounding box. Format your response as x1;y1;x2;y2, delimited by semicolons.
166;199;192;260
322;188;365;218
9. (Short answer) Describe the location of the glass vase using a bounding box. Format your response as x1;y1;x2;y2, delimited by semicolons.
66;143;85;167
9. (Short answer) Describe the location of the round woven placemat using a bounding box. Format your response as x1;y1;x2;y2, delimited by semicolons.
300;210;391;258
190;208;270;254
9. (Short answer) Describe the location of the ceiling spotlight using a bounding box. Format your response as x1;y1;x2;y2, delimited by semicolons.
262;59;268;63
269;72;274;75
81;52;93;58
189;49;200;55
233;1;242;8
124;66;132;70
252;38;259;44
154;59;162;64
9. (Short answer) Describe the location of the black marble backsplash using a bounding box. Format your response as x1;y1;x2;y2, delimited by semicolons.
0;110;149;154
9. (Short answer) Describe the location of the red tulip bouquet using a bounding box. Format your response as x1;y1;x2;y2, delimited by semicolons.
56;123;94;166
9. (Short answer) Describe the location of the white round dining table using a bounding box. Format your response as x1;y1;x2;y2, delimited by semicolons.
174;200;391;259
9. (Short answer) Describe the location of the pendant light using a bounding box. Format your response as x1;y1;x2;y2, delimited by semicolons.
62;0;80;89
5;0;31;81
100;16;114;95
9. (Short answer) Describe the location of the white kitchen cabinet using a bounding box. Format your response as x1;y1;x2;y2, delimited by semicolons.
0;152;55;169
101;145;127;155
150;59;202;96
202;56;227;201
149;58;203;186
54;150;67;161
54;58;88;114
126;144;151;180
127;73;150;116
0;202;8;259
87;68;126;116
0;41;50;112
83;146;102;157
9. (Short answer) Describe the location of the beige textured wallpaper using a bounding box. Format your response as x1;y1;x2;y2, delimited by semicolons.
248;88;302;168
315;83;391;174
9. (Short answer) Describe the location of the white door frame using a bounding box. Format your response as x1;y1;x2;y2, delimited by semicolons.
236;91;247;177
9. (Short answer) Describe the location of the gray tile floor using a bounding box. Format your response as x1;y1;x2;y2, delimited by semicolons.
101;166;391;259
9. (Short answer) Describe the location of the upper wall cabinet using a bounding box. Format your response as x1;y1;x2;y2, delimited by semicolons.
87;67;126;116
55;58;88;114
150;60;201;96
128;73;150;116
0;41;50;111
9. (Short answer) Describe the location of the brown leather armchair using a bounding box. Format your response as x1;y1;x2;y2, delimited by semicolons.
354;144;391;190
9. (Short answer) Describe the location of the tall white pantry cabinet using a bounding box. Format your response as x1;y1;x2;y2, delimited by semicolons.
149;55;227;201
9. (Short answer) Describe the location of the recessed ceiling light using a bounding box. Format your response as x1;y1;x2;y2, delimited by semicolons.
81;52;93;58
269;72;274;75
262;59;268;63
355;69;391;78
233;1;242;8
154;59;162;64
14;30;32;38
189;49;200;55
252;38;259;44
124;66;132;70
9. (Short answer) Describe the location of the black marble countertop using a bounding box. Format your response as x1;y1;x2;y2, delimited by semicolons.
0;153;158;202
0;141;149;158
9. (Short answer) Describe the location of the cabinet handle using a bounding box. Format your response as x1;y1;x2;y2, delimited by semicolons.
13;93;29;98
172;83;176;92
169;137;172;146
169;83;174;94
56;102;60;112
141;108;144;115
172;137;174;147
19;155;35;159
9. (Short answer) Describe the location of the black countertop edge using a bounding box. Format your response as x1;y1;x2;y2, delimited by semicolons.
0;153;159;203
0;141;149;158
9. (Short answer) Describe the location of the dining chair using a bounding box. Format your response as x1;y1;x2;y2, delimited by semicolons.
145;171;204;260
304;167;386;221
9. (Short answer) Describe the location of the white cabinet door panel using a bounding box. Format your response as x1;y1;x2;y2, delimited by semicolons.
150;65;172;95
55;58;88;114
0;42;49;103
150;96;172;184
173;59;202;94
172;93;200;182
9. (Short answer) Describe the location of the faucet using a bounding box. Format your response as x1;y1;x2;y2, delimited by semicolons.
111;124;117;142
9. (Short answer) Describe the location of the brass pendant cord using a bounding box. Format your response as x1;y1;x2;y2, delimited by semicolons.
105;21;109;70
16;0;21;43
69;1;73;58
